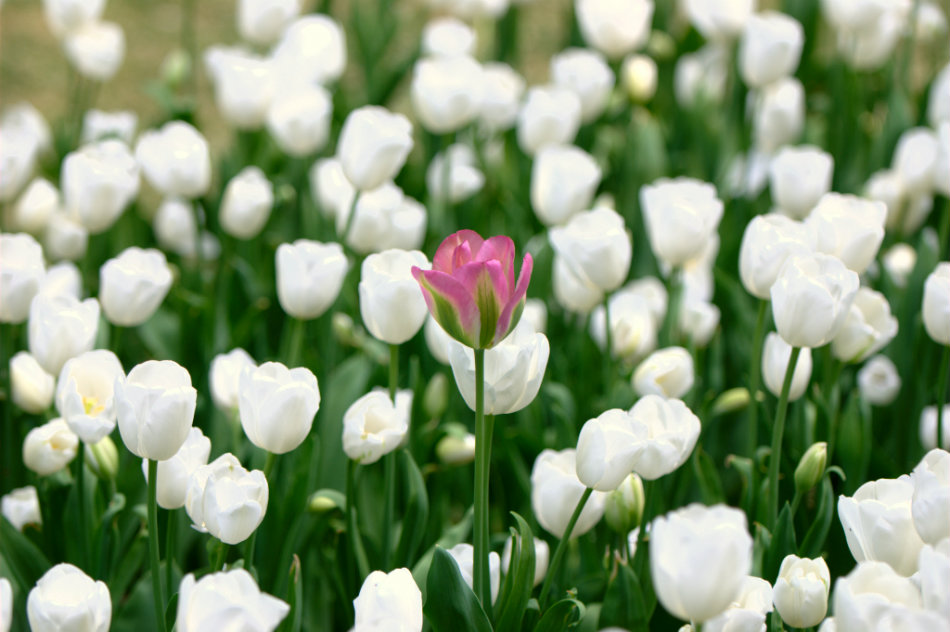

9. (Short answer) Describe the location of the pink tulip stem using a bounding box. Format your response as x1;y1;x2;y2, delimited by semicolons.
473;347;493;610
768;346;802;531
382;344;399;570
147;459;166;632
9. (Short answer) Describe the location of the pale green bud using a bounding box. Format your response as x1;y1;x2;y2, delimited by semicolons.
308;489;345;514
85;436;119;481
711;387;751;416
604;473;645;534
435;431;475;466
424;373;449;420
794;442;827;494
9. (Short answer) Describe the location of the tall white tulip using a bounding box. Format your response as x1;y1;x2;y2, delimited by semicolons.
531;145;602;227
338;106;414;192
0;232;45;324
640;177;723;267
590;289;658;361
177;569;288;632
922;262;950;346
27;563;111;632
831;561;922;632
762;333;813;401
575;0;653;59
426;144;485;204
805;193;886;274
359;249;430;344
23;418;78;476
516;85;582;156
531;449;607;538
772;554;830;628
478;63;525;133
910;449;950;545
63;21;125;82
770;252;859;348
239;362;320;455
739;11;803;88
219;166;274;240
115;360;197;461
632;347;694;400
28;294;99;375
266;84;332;157
142;427;211;509
99;247;173;327
769;145;834;220
410;55;483;134
61;139;140;234
210;348;256;413
831;287;898;363
650;503;752;624
550;48;614;123
185;453;268;545
135;121;211;199
276;240;347;320
627;394;701;480
576;408;639;491
738;213;816;300
549;206;631;293
342;389;411;465
352;568;423;632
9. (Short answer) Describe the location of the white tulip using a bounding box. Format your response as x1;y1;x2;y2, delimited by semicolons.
358;249;430;344
237;0;300;46
338;106;414;192
530;448;607;538
933;120;949;197
632;347;694;400
590;290;658;361
772;555;830;628
516;85;582;156
549;206;631;293
142;426;211;509
753;77;805;154
920;405;950;452
448;318;549;415
23;418;78;476
63;21;125;81
806;193;887;274
674;44;729;107
352;568;423;632
411;55;483;134
835;4;910;72
769;145;834;220
770;252;859;349
99;247;173;327
11;178;58;235
922;262;950;346
575;0;653;60
531;144;602;227
917;539;950;622
55;349;123;444
38;261;81;300
929;62;950;127
10;351;55;414
42;215;89;267
684;0;755;41
435;432;476;466
115;360;197;461
704;576;773;632
576;408;642;491
336;183;426;254
177;569;288;632
271;15;346;86
61;138;140;234
678;295;720;348
831;561;922;632
892;127;938;197
266;84;332;157
550;48;615;123
640;177;723;267
553;253;602;313
762;332;813;401
239;362;320;455
502;536;549;587
1;486;41;531
910;449;950;545
831;287;898;363
650;503;752;623
210;348;257;412
81;109;137;145
1;577;10;632
446;543;501;604
135;121;211;198
276;240;347;320
342;389;411;465
856;355;901;406
204;47;275;129
422;17;476;57
523;298;548;334
153;197;199;258
0;120;41;204
478;62;525;133
42;0;105;36
28;294;100;375
27;563;111;632
0;232;45;324
739;11;804;88
309;157;355;219
185;453;268;544
219;166;274;240
627;394;701;480
739;214;816;300
426;143;485;204
622;54;658;102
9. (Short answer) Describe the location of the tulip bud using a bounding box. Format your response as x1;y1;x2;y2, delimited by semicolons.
622;54;658;103
116;360;197;461
910;449;950;545
423;372;449;420
856;355;901;406
516;85;582;156
12;178;58;235
270;15;346;86
640;177;723;267
352;568;422;631
337;106;414;192
55;349;123;444
61;139;140;234
64;21;125;82
530;144;602;227
576;409;639;491
739;11;804;88
135;121;210;199
422;17;476;57
478;62;524;133
628;394;701;480
360;249;429;345
604;472;645;533
1;486;41;531
426;144;485;204
23;418;78;476
10;351;54;414
99;247;173;327
711;387;751;416
237;0;300;46
770;252;859;349
794;442;827;495
342;389;411;464
239;362;320;455
632;347;694;400
275;240;347;320
447;543;501;604
650;504;752;624
218;166;274;240
81;109;137;145
530;449;607;538
502;536;549;587
435;431;476;466
772;554;830;628
266;84;332;158
920;405;950;451
923;262;950;346
186;453;268;545
769;145;834;220
410;55;483;134
550;48;614;123
176;569;288;632
307;490;343;514
550;207;632;293
204;47;275;129
28;563;111;632
838;476;924;576
806;193;886;275
85;435;119;481
575;0;653;60
140;427;210;509
762;333;813;401
447;319;549;415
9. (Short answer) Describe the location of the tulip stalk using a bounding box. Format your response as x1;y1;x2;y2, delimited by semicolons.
602;294;613;387
473;347;493;609
538;487;594;607
747;300;768;458
146;459;166;632
661;268;682;347
938;345;949;450
340;191;362;248
768;346;802;530
346;459;370;581
382;344;398;570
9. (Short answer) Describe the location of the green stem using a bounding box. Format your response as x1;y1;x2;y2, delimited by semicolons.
76;444;90;568
340;190;362;247
538;487;594;607
768;347;802;531
748;300;768;457
937;345;949;451
825;359;844;464
147;460;166;632
212;540;229;572
285;318;306;368
473;347;492;611
602;293;613;389
165;509;176;598
790;489;803;519
346;460;370;580
263;451;277;480
382;344;399;570
661;268;682;347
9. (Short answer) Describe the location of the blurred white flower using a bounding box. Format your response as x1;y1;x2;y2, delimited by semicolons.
210;348;257;412
0;232;45;324
590;289;658;361
856;355;901;406
204;47;275;129
38;261;81;299
359;249;429;344
2;486;41;531
266;84;332;157
627;394;700;480
622;54;657;102
271;14;346;86
739;11;803;88
219;166;274;240
769;145;834;220
752;77;805;154
426;143;485;204
551;48;614;123
81;109;137;145
739;214;816;300
61;138;140;234
576;408;639;491
502;536;549;587
309;157;355;219
11;178;58;235
830;287;898;363
153;197;199;258
338;106;414;192
831;560;922;632
42;210;88;262
352;568;422;632
892;127;938;198
478;63;525;133
576;0;653;59
237;0;300;46
11;351;56;414
922;262;950;346
23;418;78;476
632;347;694;400
63;21;125;81
704;576;773;632
276;240;347;320
28;294;99;375
550;206;631;293
530;448;607;538
516;85;582;156
640;177;723;267
446;543;501;604
410;55;483;134
135;121;211;199
762;332;813;401
531;144;602;227
99;247;173;327
43;0;105;37
920;405;950;452
910;449;950;545
422;17;475;57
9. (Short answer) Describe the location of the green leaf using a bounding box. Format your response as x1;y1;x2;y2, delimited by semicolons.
412;507;473;600
800;477;835;559
693;447;725;505
494;513;536;632
423;547;493;632
600;562;648;632
317;354;374;491
534;597;585;632
0;517;51;596
764;502;797;581
394;449;430;568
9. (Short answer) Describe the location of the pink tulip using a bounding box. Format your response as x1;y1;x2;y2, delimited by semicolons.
412;230;533;349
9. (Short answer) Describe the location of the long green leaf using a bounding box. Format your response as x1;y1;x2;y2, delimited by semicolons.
423;547;493;632
394;449;429;568
494;512;536;632
534;597;585;632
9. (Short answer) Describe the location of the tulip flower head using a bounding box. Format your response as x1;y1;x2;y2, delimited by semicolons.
412;230;532;350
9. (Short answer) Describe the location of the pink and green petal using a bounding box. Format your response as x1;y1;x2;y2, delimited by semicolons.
412;267;480;347
493;253;534;346
433;230;483;273
475;236;516;288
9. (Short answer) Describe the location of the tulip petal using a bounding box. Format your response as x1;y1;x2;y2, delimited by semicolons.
476;236;516;288
494;253;533;346
433;230;484;272
413;267;480;347
454;261;507;348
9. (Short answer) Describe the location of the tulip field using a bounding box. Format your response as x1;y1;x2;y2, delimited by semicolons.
2;0;950;630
